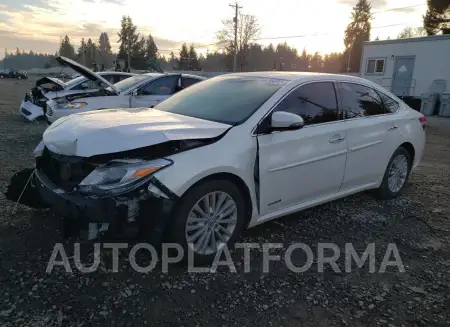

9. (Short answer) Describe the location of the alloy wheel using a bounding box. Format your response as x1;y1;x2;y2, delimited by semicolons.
185;191;237;255
388;154;408;193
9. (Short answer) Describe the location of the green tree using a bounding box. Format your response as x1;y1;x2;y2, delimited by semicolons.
145;34;158;62
397;26;427;38
117;15;140;70
58;35;76;59
343;0;372;72
178;43;189;70
424;0;450;35
77;38;87;65
86;38;97;64
168;51;178;69
310;52;323;72
188;44;199;70
98;32;113;67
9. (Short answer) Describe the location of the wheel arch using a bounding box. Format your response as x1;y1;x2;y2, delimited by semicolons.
177;172;254;227
399;141;415;164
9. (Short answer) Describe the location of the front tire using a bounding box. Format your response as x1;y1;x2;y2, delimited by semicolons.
169;179;247;263
375;146;412;200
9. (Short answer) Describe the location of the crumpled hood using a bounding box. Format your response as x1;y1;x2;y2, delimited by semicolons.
43;108;232;157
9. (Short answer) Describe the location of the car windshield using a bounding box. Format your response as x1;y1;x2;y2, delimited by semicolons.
65;76;86;88
107;75;150;93
154;75;286;125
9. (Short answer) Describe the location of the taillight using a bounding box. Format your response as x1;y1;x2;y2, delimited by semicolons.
419;115;427;130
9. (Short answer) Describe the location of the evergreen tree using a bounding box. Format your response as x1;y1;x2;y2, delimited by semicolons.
145;34;158;62
188;44;199;70
424;0;450;35
58;35;76;59
178;43;189;70
168;51;178;69
98;32;113;67
343;0;372;72
117;15;140;70
77;38;87;65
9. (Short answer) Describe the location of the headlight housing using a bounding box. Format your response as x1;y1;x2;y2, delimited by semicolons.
78;158;172;196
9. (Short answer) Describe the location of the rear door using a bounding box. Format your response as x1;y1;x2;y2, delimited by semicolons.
257;81;348;216
337;82;400;190
130;75;180;108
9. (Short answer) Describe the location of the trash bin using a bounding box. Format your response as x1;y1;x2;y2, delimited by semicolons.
420;93;439;116
438;93;450;117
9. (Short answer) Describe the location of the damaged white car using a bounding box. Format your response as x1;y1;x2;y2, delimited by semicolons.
45;56;206;124
20;71;135;121
5;72;426;262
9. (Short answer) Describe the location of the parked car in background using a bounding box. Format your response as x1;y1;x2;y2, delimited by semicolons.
20;71;136;121
6;72;426;262
0;69;28;79
45;56;206;124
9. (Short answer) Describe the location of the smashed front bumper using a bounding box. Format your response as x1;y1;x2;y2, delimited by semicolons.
19;100;45;121
8;168;178;242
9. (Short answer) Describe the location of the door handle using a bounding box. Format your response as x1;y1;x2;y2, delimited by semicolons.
387;126;398;131
329;136;345;143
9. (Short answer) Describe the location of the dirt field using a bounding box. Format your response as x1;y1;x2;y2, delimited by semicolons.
0;76;449;327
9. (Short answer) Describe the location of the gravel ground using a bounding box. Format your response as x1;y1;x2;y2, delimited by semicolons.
0;77;449;327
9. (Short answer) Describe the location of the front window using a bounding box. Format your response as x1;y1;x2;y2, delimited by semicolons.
273;82;339;125
154;75;286;125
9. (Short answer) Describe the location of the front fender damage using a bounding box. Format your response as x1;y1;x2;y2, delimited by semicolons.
4;136;221;241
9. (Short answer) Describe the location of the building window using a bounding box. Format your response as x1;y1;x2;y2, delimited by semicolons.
366;58;385;74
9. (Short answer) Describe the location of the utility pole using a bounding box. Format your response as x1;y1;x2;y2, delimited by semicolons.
229;2;242;72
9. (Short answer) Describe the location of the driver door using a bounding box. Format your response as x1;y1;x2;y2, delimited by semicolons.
130;75;180;108
257;81;348;216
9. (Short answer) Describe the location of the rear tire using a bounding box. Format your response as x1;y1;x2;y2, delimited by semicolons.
168;179;246;264
374;146;412;200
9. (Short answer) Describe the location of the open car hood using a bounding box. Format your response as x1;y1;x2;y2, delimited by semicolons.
35;77;67;89
55;56;119;95
43;108;232;157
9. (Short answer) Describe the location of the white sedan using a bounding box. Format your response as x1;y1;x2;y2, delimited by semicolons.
45;56;206;124
7;72;426;262
20;71;135;121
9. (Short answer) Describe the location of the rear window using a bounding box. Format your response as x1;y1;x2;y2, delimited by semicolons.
154;75;286;125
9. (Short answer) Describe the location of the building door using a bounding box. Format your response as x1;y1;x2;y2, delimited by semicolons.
392;56;415;96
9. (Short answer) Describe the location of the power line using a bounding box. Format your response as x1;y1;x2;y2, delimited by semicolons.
156;3;428;53
254;22;421;41
372;3;426;15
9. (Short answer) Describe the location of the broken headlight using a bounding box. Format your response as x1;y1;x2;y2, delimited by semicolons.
78;158;172;195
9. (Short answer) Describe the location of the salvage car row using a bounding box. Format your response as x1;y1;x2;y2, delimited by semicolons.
19;57;206;122
6;56;427;262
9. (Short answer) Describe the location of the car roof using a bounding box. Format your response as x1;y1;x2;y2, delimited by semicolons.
99;71;136;76
181;73;206;79
225;71;370;84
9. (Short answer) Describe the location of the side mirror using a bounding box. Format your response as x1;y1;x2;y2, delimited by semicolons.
131;89;139;96
80;82;89;89
270;111;304;131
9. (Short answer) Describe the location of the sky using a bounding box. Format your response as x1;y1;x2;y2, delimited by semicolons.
0;0;427;60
